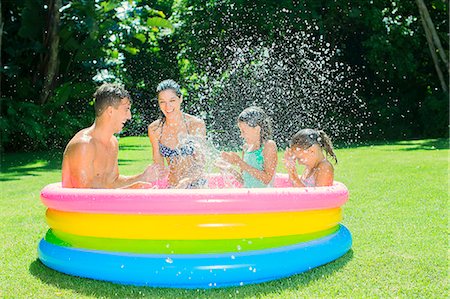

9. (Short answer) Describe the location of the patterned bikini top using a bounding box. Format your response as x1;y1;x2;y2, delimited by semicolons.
158;115;195;159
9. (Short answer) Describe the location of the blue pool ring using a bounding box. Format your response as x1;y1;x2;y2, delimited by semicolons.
38;225;352;288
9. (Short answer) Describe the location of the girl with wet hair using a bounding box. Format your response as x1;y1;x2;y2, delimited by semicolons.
284;128;337;187
219;106;278;188
148;79;207;189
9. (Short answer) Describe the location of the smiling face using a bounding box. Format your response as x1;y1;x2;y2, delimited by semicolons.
238;121;261;145
111;98;132;133
291;145;312;165
157;89;182;118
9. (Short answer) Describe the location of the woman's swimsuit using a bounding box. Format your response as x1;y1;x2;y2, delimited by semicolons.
158;115;206;188
242;145;271;188
158;116;195;160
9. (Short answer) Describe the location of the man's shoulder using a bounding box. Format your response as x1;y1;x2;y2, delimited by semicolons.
65;131;95;154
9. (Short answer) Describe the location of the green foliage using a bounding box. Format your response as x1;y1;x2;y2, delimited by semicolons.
1;0;177;151
1;0;448;152
419;90;449;138
172;0;448;141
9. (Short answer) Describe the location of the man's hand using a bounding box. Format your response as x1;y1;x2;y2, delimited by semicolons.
125;182;156;189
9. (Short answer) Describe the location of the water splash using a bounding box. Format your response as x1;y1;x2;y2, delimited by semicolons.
187;24;369;149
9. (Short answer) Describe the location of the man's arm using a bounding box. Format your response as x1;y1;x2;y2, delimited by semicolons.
62;142;96;188
110;164;167;189
109;139;168;189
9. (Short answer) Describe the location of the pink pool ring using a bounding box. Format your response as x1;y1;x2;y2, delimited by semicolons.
40;173;348;214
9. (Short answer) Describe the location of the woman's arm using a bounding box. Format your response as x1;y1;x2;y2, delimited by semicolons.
148;121;165;166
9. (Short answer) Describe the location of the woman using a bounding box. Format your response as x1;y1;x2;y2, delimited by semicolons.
148;79;207;188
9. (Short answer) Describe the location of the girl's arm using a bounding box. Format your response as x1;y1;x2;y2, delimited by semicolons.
314;161;334;187
284;148;305;187
228;167;244;184
237;140;278;185
215;156;244;184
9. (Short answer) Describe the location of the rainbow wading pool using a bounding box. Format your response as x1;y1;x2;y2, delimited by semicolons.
38;173;352;288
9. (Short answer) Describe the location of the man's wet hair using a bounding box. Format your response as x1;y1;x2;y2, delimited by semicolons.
93;83;131;117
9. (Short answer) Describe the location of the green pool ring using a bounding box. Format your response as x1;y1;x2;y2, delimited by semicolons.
45;226;339;254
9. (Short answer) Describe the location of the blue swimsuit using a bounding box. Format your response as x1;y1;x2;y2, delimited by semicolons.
158;116;195;160
159;140;195;158
158;116;206;188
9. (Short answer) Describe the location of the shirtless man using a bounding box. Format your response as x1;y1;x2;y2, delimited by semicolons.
62;83;167;188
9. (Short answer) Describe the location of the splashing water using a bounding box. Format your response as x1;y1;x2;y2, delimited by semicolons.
186;24;369;149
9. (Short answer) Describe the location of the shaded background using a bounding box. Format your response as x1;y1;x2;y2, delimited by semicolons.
1;0;448;152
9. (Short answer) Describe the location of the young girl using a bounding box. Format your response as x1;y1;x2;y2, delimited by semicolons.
148;79;207;188
219;106;278;188
284;128;337;187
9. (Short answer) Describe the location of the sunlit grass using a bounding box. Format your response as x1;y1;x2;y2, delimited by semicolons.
0;137;448;298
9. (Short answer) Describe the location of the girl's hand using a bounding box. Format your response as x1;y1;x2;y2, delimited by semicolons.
284;148;297;172
221;152;242;166
215;158;232;170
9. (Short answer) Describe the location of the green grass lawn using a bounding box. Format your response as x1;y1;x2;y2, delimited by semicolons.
1;137;448;298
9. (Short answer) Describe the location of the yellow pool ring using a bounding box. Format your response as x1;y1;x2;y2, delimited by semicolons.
46;208;342;240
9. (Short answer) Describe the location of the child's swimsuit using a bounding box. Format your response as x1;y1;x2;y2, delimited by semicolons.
242;145;271;188
301;174;316;187
300;160;327;187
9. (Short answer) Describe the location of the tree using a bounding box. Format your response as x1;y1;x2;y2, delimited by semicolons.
40;0;62;104
416;0;449;92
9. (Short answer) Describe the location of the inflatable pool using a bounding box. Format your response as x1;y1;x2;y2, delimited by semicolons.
38;173;352;288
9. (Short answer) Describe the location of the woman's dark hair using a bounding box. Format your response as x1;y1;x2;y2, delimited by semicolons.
93;83;131;117
290;128;338;164
238;106;273;144
156;79;182;98
155;79;182;126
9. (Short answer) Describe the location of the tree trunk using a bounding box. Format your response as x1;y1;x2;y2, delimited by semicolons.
415;0;449;92
40;0;62;104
